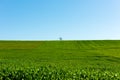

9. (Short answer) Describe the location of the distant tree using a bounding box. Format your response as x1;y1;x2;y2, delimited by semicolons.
59;37;62;41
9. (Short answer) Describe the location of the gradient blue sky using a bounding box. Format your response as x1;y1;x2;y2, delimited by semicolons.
0;0;120;40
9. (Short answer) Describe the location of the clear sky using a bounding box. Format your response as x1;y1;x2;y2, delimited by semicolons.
0;0;120;40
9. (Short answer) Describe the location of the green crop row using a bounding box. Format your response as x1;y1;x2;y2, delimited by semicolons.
0;65;120;80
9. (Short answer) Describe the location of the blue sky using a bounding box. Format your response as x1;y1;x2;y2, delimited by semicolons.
0;0;120;40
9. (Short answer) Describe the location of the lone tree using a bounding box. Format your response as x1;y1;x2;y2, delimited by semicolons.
59;37;62;41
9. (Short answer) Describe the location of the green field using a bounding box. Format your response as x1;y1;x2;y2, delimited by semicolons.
0;40;120;79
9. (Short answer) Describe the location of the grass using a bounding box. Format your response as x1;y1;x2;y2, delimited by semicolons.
0;40;120;79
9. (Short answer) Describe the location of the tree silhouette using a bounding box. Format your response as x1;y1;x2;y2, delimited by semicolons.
59;37;62;40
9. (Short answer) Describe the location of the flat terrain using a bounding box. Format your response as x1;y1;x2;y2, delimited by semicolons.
0;40;120;79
